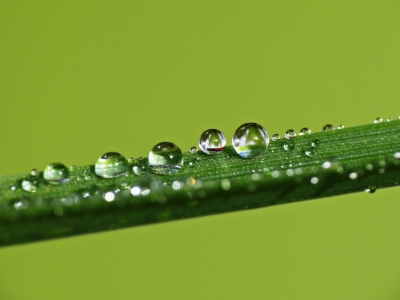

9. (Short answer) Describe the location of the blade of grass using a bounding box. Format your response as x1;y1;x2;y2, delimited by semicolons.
0;120;399;247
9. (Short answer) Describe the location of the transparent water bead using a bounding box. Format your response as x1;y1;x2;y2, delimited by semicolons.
374;117;382;124
305;147;317;157
95;152;128;178
272;134;280;141
232;123;269;158
285;129;296;139
323;124;335;131
283;140;295;151
311;139;320;147
299;128;311;135
132;157;149;175
190;146;198;154
148;142;184;174
199;129;226;155
21;170;41;192
43;163;69;185
337;125;345;130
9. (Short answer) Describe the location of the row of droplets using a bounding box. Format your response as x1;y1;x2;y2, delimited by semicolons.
15;117;397;192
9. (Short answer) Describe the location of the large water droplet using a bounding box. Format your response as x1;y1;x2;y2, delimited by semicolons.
299;128;311;135
95;152;128;178
323;124;335;131
148;142;183;174
232;123;269;158
199;129;226;155
285;129;296;139
283;140;295;151
272;134;280;141
43;163;69;185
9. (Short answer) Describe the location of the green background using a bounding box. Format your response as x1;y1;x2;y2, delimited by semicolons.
1;1;400;299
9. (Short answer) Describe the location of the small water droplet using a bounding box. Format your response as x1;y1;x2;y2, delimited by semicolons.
149;142;184;174
311;139;320;147
30;169;38;176
172;180;184;190
190;146;198;154
310;177;319;184
337;125;345;130
299;128;311;135
323;124;335;131
374;117;382;124
132;157;149;175
386;118;392;122
286;169;294;176
104;191;116;202
14;199;30;210
272;134;280;141
232;123;269;158
305;147;317;157
364;186;376;193
285;129;296;139
43;163;69;185
95;152;128;178
199;129;226;155
21;173;41;192
283;140;295;151
221;179;231;190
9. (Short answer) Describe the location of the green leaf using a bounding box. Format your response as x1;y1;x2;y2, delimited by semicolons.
1;120;399;247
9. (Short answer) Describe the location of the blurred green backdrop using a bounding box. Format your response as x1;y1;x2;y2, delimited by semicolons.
1;1;400;299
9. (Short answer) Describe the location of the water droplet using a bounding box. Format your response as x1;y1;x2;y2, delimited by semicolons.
14;199;30;210
387;118;392;122
283;140;295;151
286;169;294;176
21;172;41;192
394;152;400;159
337;125;345;130
285;129;296;139
232;123;269;158
299;128;311;135
149;142;183;174
95;152;128;178
190;146;198;154
322;161;331;169
374;117;382;123
221;179;231;190
132;157;149;175
311;139;320;147
43;163;69;185
272;134;280;141
199;129;226;155
310;177;319;184
323;124;335;131
30;169;39;176
172;180;184;190
364;186;376;193
305;147;317;157
349;172;358;179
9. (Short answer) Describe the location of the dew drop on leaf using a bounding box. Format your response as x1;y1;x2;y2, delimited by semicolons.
299;128;311;135
232;123;269;158
272;134;280;141
285;129;296;139
199;129;226;155
283;140;296;151
323;124;335;131
95;152;128;178
148;142;184;175
43;163;69;185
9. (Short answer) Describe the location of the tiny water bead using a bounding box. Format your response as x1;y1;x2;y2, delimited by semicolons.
323;124;335;131
283;140;295;151
43;163;69;185
311;139;320;147
199;129;226;155
364;186;377;194
232;123;269;158
132;157;149;175
148;142;184;174
285;129;296;139
374;117;382;124
190;146;198;154
337;125;345;130
272;134;280;141
299;128;311;135
305;147;317;157
95;152;129;178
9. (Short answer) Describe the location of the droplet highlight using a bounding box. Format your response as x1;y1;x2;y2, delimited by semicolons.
232;123;269;158
95;152;128;178
148;142;184;174
199;129;226;155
